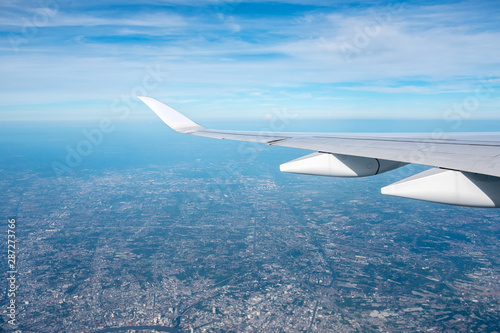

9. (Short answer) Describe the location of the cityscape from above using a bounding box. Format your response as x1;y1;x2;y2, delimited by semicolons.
2;0;500;332
1;122;499;332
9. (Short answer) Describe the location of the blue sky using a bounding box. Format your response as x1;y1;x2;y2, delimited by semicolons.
1;0;500;121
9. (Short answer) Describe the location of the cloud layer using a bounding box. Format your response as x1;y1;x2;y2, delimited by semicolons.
1;0;499;121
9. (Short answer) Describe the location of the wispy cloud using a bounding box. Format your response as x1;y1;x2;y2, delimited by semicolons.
0;12;186;28
0;1;499;121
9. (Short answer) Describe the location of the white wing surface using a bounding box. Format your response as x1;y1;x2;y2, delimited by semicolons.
139;96;500;208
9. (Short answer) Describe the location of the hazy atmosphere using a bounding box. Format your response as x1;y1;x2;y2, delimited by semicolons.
1;1;499;332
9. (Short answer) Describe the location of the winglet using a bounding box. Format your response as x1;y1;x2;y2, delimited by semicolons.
138;96;205;133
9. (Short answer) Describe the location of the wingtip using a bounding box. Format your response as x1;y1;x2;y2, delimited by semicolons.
138;96;204;133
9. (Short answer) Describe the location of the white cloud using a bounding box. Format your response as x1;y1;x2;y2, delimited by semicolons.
1;1;500;120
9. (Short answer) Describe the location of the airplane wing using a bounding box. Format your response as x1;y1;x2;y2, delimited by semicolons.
139;96;500;208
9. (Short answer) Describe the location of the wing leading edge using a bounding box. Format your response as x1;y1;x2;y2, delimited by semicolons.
139;96;500;208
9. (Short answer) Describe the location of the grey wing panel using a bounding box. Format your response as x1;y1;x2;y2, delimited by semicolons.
190;129;500;177
268;136;500;178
